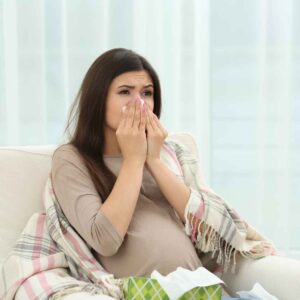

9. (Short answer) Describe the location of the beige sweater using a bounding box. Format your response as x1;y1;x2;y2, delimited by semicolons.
51;144;207;279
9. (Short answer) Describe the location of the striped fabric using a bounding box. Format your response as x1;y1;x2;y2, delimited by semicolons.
0;173;124;300
164;133;279;275
0;132;278;300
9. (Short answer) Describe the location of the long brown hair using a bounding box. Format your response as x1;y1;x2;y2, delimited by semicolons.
60;48;162;203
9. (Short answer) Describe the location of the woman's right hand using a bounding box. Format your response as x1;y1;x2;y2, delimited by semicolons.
116;98;147;165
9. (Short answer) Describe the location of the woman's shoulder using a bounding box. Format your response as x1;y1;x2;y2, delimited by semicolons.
52;143;84;167
53;143;78;157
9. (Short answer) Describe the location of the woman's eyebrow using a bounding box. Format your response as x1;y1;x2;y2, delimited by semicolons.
117;84;154;89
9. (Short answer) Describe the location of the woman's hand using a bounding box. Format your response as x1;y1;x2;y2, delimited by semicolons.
144;104;168;165
116;99;147;165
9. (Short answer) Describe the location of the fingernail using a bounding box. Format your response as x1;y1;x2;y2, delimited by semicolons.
122;106;126;112
140;98;144;106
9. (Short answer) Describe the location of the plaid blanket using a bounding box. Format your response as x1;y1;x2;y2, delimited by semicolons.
0;133;278;300
0;174;124;300
165;134;278;274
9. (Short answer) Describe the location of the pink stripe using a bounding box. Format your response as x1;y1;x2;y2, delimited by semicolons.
162;144;184;176
195;199;205;219
90;266;101;272
32;214;45;274
64;231;96;263
48;255;55;269
37;272;53;297
33;213;45;263
22;278;36;299
33;214;53;297
36;214;45;237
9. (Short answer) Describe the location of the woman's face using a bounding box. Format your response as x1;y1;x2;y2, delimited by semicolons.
105;70;155;131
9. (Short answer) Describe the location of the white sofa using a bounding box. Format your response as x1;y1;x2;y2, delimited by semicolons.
0;142;139;298
0;132;200;271
0;144;58;268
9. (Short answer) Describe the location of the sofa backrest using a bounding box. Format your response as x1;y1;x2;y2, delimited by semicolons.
0;145;58;262
0;132;200;263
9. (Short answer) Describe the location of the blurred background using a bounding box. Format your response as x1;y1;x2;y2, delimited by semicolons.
0;0;299;259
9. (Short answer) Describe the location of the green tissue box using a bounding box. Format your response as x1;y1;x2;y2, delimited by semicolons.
122;276;222;300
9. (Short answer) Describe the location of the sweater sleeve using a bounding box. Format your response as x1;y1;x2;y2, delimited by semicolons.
51;147;124;257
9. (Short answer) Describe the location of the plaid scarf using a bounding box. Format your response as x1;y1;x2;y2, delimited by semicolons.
0;133;278;300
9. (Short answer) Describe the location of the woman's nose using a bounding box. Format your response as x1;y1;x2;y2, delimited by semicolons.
132;96;144;106
135;95;143;102
127;96;152;109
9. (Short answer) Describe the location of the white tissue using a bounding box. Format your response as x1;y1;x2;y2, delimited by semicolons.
236;283;279;300
150;266;225;300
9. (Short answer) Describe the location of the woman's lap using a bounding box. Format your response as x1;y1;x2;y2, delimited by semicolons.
218;253;300;299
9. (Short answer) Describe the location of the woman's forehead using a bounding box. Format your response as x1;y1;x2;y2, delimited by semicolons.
113;71;153;86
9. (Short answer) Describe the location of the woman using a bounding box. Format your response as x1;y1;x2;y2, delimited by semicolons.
51;48;300;299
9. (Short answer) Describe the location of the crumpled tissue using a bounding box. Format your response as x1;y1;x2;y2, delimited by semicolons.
150;266;226;300
236;282;279;300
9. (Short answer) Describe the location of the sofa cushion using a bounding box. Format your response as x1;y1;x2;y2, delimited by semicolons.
0;145;57;261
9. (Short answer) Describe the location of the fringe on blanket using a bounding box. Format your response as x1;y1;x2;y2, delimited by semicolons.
164;135;279;277
189;209;278;275
49;279;125;300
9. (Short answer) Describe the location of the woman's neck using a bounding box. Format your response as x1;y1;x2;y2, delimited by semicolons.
103;127;122;156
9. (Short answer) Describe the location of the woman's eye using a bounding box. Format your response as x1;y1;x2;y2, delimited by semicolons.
143;91;153;97
119;90;153;96
119;90;130;95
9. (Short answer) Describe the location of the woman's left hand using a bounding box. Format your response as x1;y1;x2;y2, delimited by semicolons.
144;104;168;165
